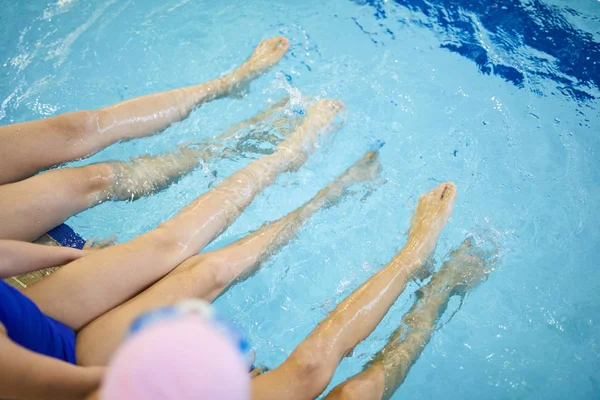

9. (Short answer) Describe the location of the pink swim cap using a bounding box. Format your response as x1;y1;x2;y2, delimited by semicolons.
100;317;250;400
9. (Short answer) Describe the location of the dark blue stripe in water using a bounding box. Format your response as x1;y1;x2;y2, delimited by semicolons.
350;0;600;101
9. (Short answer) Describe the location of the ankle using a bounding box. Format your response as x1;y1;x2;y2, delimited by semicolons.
217;72;244;93
400;236;427;259
404;230;440;260
387;249;424;277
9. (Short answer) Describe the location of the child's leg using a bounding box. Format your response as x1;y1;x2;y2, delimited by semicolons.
0;99;293;242
0;148;198;241
0;37;289;185
201;96;298;160
23;99;343;331
251;183;457;400
76;151;380;366
324;238;492;400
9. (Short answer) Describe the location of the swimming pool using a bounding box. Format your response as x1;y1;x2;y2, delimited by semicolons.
1;0;599;398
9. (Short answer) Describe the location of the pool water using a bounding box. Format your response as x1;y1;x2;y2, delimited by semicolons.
1;0;599;398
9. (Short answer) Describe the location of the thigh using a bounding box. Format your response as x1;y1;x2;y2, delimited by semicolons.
75;255;215;366
0;112;93;185
0;164;111;241
75;296;156;367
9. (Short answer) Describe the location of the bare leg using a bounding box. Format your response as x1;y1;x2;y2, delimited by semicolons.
5;238;115;290
22;99;344;331
0;99;294;242
324;238;492;400
200;97;299;160
0;37;290;185
76;150;380;366
0;147;200;242
251;182;457;400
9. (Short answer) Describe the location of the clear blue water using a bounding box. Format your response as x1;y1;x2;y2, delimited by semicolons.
1;0;599;398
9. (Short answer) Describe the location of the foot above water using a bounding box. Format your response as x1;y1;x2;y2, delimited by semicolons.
299;98;345;144
279;98;345;170
406;182;457;261
236;36;290;80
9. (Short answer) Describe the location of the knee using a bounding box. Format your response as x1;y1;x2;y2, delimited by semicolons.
139;223;194;262
193;255;231;290
183;254;230;297
54;110;97;141
333;379;381;400
66;163;115;203
95;160;141;201
284;338;334;395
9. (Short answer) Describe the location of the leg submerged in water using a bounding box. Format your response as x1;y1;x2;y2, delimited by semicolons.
102;96;298;201
23;99;344;332
76;149;380;366
0;98;294;242
189;96;300;162
250;182;457;400
325;238;493;400
209;150;382;291
0;37;290;185
195;151;383;302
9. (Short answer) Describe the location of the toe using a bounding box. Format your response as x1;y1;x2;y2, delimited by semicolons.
437;182;456;201
309;99;345;115
272;36;290;51
327;98;345;111
461;236;474;250
363;151;376;161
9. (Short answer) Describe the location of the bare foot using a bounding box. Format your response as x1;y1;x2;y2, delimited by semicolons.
406;182;457;260
278;99;345;170
233;36;290;81
226;97;296;153
330;151;381;195
263;97;304;138
314;150;382;209
446;238;492;293
302;98;345;130
339;151;382;185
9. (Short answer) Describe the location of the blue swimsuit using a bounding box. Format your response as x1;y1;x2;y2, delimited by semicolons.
0;280;77;364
